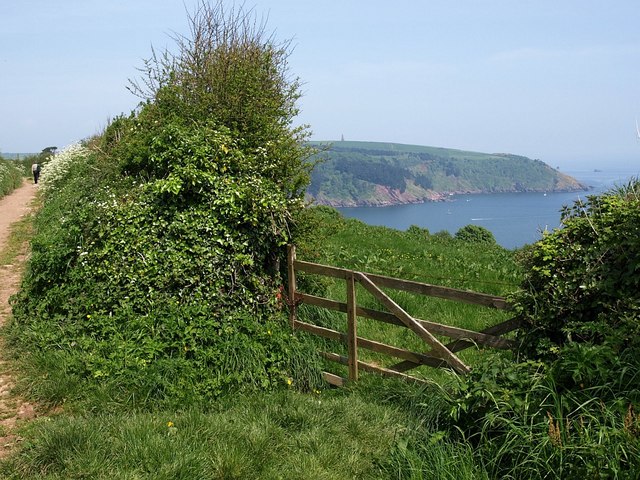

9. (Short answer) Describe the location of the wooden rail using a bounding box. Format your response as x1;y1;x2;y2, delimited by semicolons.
287;245;521;386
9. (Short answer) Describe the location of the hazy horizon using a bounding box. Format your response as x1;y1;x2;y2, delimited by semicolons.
3;138;638;172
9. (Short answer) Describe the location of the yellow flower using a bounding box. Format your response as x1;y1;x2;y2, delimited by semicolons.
286;378;293;386
167;421;174;428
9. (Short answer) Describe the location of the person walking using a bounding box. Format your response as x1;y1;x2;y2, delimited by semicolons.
31;162;41;184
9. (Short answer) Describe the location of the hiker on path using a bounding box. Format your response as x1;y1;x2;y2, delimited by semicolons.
31;162;41;184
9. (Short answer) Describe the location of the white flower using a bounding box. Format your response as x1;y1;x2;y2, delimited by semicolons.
39;143;91;195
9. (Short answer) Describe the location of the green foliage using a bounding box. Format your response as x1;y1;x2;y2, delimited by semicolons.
295;205;640;478
406;224;430;238
8;166;640;477
11;125;321;408
10;1;321;409
426;179;640;478
512;179;640;364
128;1;314;199
313;215;517;295
444;354;640;479
333;156;408;192
455;224;497;245
0;156;24;197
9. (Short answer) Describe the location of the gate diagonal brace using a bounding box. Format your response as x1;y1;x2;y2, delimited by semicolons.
354;272;470;374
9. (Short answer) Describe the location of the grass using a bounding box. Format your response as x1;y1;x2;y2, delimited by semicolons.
4;204;637;479
0;212;35;267
0;159;25;199
1;390;407;479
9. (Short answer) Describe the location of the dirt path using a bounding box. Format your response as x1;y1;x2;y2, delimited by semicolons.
0;180;38;458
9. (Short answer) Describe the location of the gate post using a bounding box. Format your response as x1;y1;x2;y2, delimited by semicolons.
287;245;297;330
346;272;359;381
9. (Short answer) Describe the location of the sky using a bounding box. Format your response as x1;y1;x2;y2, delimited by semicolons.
1;1;639;169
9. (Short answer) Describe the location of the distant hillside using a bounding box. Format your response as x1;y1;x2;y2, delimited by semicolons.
307;141;587;207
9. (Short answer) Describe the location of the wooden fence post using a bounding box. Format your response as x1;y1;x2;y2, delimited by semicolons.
287;245;297;330
346;272;359;381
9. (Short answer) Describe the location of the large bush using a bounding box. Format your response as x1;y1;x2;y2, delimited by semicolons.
11;2;321;408
125;1;313;198
454;224;497;245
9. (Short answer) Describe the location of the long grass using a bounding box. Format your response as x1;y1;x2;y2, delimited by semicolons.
1;390;409;479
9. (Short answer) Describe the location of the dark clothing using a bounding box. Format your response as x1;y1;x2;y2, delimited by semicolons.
32;163;41;184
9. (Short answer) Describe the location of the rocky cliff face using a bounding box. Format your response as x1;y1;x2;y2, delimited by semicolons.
310;177;587;207
311;185;445;207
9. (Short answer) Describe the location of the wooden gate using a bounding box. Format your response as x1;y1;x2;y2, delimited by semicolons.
286;245;521;386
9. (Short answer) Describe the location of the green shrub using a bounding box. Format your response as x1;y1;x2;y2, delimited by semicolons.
406;224;430;239
0;156;23;197
455;224;497;245
443;354;640;479
513;179;640;362
126;1;314;199
436;180;640;479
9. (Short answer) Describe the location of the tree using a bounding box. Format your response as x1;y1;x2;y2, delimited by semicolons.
39;146;57;161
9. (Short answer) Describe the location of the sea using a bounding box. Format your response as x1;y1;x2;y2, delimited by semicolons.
336;167;640;250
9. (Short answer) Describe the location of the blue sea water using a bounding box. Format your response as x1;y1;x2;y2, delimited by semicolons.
336;168;640;249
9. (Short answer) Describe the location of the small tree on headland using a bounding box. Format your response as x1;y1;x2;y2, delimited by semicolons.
455;224;497;245
39;146;57;162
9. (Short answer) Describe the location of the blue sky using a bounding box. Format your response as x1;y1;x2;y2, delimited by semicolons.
1;1;639;169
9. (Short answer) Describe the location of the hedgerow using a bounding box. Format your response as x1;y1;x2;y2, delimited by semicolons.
10;2;321;408
0;156;23;197
514;179;640;371
38;143;90;194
